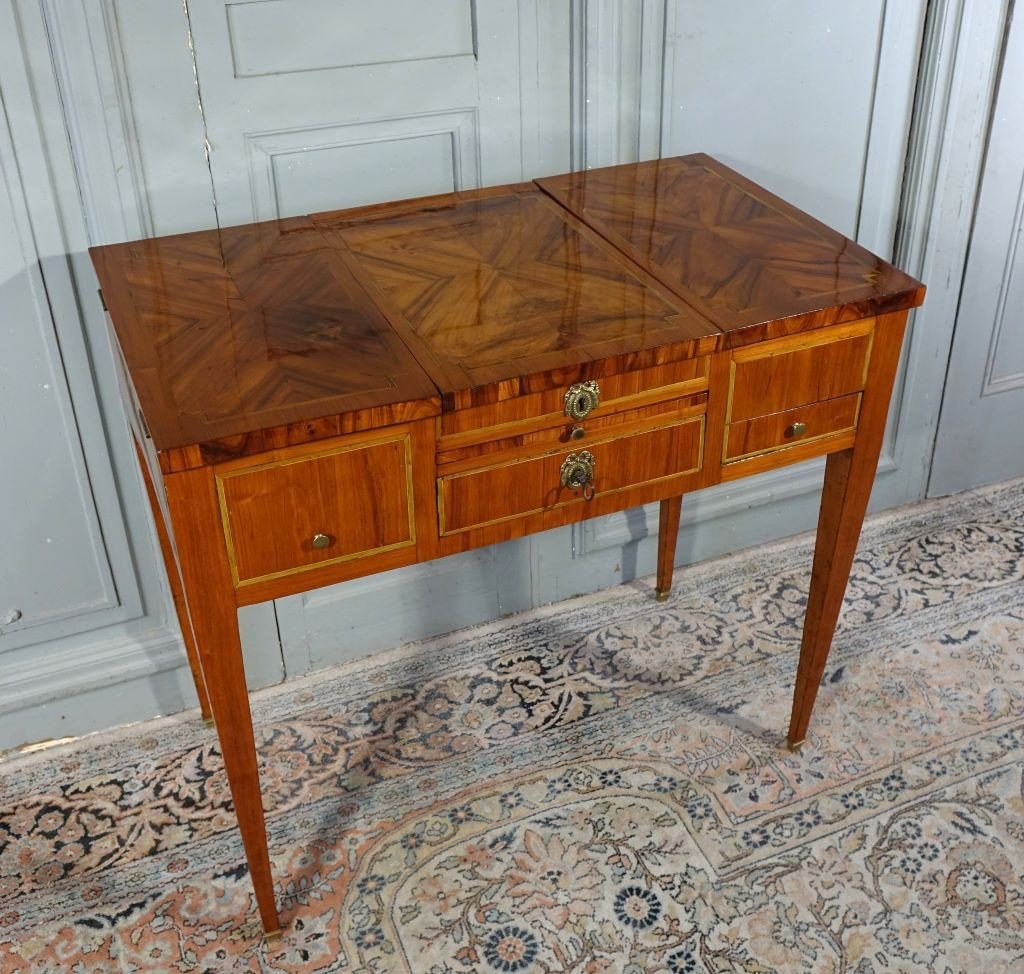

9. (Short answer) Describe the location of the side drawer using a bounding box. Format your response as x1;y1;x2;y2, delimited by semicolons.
216;431;415;586
439;417;704;535
724;393;861;462
727;319;874;423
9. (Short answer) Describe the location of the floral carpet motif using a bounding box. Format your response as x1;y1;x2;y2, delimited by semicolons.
1;478;1023;972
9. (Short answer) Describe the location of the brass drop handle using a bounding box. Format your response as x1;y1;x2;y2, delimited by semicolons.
564;379;601;421
785;421;808;439
560;450;597;501
312;532;333;550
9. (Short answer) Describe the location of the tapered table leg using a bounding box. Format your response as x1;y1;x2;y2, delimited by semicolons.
134;438;213;724
787;311;909;750
163;464;281;935
656;495;683;601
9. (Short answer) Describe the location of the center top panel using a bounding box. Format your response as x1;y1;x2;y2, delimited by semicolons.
316;184;720;408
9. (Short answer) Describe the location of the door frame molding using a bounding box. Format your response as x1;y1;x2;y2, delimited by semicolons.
890;0;1012;501
924;0;1022;493
39;0;152;243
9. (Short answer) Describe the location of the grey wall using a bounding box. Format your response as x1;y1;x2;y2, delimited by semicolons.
0;0;1010;750
929;1;1024;493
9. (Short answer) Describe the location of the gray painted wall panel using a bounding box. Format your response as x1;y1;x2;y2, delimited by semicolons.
106;0;218;235
988;236;1024;385
0;118;116;638
225;0;474;77
272;133;456;215
929;5;1024;493
662;0;885;235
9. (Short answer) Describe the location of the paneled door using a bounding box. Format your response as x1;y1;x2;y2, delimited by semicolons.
107;0;572;676
0;111;117;648
929;8;1024;494
113;0;570;232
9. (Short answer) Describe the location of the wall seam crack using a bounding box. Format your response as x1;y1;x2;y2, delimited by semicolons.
181;0;219;226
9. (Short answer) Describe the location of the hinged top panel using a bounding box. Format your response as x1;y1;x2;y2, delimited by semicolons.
537;154;925;347
91;215;440;461
316;185;721;409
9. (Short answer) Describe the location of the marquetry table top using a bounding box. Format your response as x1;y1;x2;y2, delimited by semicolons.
91;154;923;456
539;155;924;346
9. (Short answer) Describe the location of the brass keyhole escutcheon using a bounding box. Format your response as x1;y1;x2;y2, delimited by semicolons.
564;380;601;421
312;532;332;550
560;450;597;501
784;421;808;439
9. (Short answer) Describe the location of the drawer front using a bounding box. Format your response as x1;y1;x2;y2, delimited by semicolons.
727;320;874;423
439;356;710;446
724;393;861;462
217;433;415;586
439;417;703;535
438;393;707;468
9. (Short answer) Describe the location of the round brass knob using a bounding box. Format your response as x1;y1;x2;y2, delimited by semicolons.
312;533;332;550
570;425;586;441
784;421;808;439
564;380;601;421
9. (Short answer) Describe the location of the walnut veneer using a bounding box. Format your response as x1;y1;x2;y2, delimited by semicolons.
91;154;924;934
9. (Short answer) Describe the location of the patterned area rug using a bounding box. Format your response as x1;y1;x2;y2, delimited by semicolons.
2;479;1023;973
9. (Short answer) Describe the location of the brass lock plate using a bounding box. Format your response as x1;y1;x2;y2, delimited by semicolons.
560;450;596;496
564;380;601;421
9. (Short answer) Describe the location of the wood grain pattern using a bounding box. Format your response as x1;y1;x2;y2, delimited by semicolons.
537;155;924;348
724;393;861;462
90;216;440;469
439;418;704;535
727;321;874;423
698;349;734;488
156;398;440;475
718;429;858;483
216;431;416;587
655;496;683;601
787;310;910;749
318;185;721;405
162;464;279;934
438;356;709;443
133;436;212;723
434;454;707;558
437;394;708;469
232;419;439;607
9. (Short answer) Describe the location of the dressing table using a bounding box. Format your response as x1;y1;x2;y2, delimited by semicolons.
91;154;925;933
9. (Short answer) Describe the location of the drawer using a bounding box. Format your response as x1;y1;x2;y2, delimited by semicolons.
724;393;861;462
439;416;704;535
439;356;710;447
727;320;873;423
216;432;415;586
437;393;707;467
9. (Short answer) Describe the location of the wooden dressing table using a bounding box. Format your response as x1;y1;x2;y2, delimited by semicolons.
90;154;924;934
